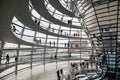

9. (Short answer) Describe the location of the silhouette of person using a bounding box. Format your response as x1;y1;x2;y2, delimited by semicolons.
53;41;55;46
74;33;76;37
55;55;57;59
60;69;64;80
13;26;16;32
68;20;72;25
86;62;89;69
39;39;41;43
65;43;66;47
35;19;37;23
6;54;10;64
80;63;82;68
82;62;84;68
15;56;18;62
60;69;63;74
57;70;61;80
50;41;51;46
52;28;54;32
60;30;63;34
48;26;51;31
38;21;40;25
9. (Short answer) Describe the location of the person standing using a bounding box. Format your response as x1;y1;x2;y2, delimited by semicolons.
15;56;18;62
13;26;16;32
56;70;61;80
55;54;57;59
86;62;89;69
60;69;66;80
65;43;66;47
6;54;10;64
52;28;54;32
39;39;41;43
50;41;51;46
48;26;51;31
60;30;63;34
53;41;55;46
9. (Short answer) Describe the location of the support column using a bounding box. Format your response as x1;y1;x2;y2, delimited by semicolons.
0;50;2;64
0;41;5;64
67;19;72;69
44;33;48;71
30;46;34;69
79;29;82;64
68;27;71;68
55;27;61;69
15;44;20;75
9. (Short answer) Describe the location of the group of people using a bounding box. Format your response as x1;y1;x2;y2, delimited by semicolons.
6;54;18;64
34;37;74;48
70;63;78;70
55;62;95;80
80;62;89;69
48;26;64;34
50;54;57;60
56;69;63;80
34;38;57;47
34;19;40;25
49;41;56;46
70;62;92;70
34;19;81;38
48;24;80;38
73;32;80;37
56;69;71;80
34;38;41;44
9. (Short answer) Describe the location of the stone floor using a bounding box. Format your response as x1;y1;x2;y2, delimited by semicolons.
0;61;101;80
0;61;70;80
